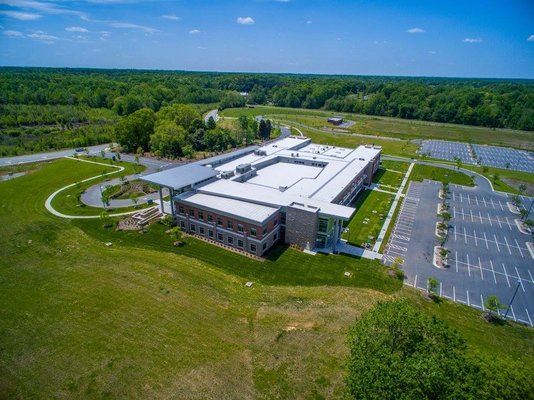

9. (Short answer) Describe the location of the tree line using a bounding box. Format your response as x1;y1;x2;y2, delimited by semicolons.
1;67;533;131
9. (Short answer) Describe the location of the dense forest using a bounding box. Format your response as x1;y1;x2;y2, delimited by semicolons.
0;67;533;156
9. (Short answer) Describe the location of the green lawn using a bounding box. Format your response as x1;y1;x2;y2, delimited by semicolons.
49;157;147;216
380;159;411;173
342;190;394;247
372;168;404;188
1;157;532;399
409;164;475;187
222;106;534;150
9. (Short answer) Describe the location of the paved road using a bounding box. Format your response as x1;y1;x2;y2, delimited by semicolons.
204;109;219;123
0;144;109;166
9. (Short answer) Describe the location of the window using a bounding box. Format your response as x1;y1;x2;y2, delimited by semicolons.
190;223;196;232
273;233;278;241
250;243;257;252
273;218;278;226
217;218;223;226
199;226;205;235
207;215;213;222
189;209;195;218
262;243;267;250
227;221;233;230
227;236;234;245
217;233;223;242
208;229;214;238
178;206;185;215
237;224;244;233
262;227;267;236
318;218;329;233
198;211;204;220
237;239;244;248
180;220;185;228
280;213;286;224
250;227;257;237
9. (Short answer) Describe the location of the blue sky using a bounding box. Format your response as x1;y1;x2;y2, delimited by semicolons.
1;0;533;78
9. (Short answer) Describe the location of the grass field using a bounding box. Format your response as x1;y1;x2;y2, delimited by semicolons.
408;164;475;187
343;190;395;247
222;106;534;150
1;158;533;398
372;168;404;188
380;159;410;173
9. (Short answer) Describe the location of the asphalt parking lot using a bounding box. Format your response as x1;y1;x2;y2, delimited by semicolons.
420;140;474;164
388;180;534;327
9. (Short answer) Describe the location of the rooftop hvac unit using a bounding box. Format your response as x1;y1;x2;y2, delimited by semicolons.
254;149;267;156
236;163;252;174
220;170;234;179
278;186;288;192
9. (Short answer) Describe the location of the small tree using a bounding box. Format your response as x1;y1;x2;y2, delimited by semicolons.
510;194;522;208
439;248;449;258
100;150;106;159
116;152;121;161
520;208;529;221
518;184;527;195
101;193;110;209
493;173;500;183
427;277;439;297
100;210;112;227
131;196;138;207
485;295;504;321
440;211;451;221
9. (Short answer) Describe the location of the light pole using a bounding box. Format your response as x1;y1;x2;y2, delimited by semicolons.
504;280;521;319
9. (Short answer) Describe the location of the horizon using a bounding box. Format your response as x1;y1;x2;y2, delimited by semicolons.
1;0;533;79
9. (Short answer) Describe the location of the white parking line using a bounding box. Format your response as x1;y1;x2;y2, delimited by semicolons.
453;192;456;201
453;286;456;302
473;229;478;246
466;254;471;277
494;234;500;252
464;227;467;244
483;197;487;207
475;196;479;206
499;200;504;211
467;290;470;306
490;198;495;209
515;267;525;293
461;207;465;220
454;226;457;241
455;251;458;272
526;309;533;327
453;206;456;218
529;270;534;283
478;257;484;280
480;294;485;311
470;209;474;222
505;217;512;230
510;305;517;321
483;232;489;249
503;236;512;255
502;264;511;287
487;213;492;226
468;194;471;204
414;274;417;288
515;239;524;258
489;260;497;284
460;193;463;203
478;210;483;224
496;215;502;228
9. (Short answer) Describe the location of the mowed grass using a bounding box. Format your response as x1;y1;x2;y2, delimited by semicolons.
380;159;411;173
222;106;534;150
409;164;475;187
372;168;404;188
49;157;147;216
1;158;532;399
342;190;394;247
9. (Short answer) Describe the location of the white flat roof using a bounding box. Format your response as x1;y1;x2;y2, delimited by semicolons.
178;192;279;224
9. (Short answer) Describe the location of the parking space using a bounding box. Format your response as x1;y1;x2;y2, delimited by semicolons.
419;140;475;164
472;144;534;173
383;182;421;264
393;180;534;327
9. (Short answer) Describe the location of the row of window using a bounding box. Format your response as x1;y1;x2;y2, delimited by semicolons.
178;205;279;237
179;220;278;253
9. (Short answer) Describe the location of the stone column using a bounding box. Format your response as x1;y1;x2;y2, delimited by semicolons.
158;187;164;213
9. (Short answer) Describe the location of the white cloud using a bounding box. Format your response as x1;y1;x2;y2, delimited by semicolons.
428;50;437;54
4;30;25;38
110;22;158;33
0;0;87;19
527;34;534;42
462;37;482;43
189;29;201;34
237;16;255;25
306;20;312;24
66;26;88;33
161;14;180;21
0;10;41;20
407;27;425;34
27;30;59;44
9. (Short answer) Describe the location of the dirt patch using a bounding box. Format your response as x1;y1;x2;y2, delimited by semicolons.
502;178;534;196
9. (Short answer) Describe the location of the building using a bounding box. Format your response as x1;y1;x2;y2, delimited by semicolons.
327;116;343;125
142;136;381;256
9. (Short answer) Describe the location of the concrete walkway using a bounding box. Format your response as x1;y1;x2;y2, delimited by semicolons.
337;240;382;260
